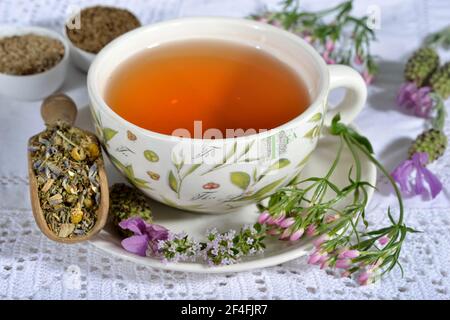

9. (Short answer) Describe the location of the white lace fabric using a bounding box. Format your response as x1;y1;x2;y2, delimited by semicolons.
1;0;450;300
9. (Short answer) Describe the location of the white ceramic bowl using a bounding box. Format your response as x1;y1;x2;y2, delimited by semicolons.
88;17;367;213
62;25;96;73
0;26;69;101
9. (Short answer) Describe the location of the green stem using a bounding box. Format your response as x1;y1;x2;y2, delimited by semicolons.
348;136;404;225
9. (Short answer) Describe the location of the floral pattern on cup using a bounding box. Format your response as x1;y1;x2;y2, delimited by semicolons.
89;108;324;212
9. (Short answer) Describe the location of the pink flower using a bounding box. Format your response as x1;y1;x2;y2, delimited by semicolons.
273;215;286;226
279;217;295;228
354;54;364;65
335;259;351;269
341;270;351;278
378;236;389;246
362;70;374;84
119;217;169;256
308;250;328;265
265;216;276;225
325;39;335;52
322;51;336;64
313;234;329;248
358;263;379;285
396;82;433;118
391;152;442;199
358;270;371;285
258;211;270;224
325;214;339;223
306;225;317;237
338;249;360;259
320;258;330;269
279;228;291;240
289;228;305;241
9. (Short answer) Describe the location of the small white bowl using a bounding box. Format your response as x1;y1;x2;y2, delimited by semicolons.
0;25;69;101
63;25;96;73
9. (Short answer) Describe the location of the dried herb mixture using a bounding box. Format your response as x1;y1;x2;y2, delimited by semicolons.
29;122;101;238
66;6;141;54
0;34;65;75
109;183;153;236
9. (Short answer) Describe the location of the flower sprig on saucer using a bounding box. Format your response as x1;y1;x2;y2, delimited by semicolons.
392;27;450;200
257;114;416;285
113;114;414;285
249;0;377;83
118;215;266;266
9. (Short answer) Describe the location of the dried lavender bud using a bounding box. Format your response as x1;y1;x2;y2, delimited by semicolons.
66;6;141;54
0;34;65;75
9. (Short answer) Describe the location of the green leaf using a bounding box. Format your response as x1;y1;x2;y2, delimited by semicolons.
268;158;291;171
91;110;101;128
230;172;251;190
161;196;204;211
330;113;346;135
183;163;202;178
130;177;150;189
304;125;320;138
109;155;125;171
223;142;237;163
330;113;374;154
347;128;374;154
252;168;258;182
122;164;150;189
308;112;322;122
103;128;118;142
242;141;255;155
168;170;178;192
286;169;303;186
238;177;285;201
144;150;159;162
123;165;135;179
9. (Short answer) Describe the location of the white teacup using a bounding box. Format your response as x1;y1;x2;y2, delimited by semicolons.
87;17;367;213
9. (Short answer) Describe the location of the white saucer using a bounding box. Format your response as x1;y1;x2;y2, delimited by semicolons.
89;126;377;273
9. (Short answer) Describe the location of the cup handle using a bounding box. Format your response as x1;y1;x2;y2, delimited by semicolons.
324;64;367;126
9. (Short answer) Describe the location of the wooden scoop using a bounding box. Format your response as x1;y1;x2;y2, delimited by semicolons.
28;93;109;243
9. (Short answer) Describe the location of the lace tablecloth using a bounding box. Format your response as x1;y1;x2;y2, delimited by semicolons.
1;0;449;300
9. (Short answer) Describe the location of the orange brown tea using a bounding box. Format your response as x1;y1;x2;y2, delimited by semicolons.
105;39;310;137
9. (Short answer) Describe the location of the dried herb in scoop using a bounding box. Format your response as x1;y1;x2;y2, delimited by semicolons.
29;122;101;238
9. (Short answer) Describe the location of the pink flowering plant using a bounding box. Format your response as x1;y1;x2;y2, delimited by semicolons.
258;114;415;285
119;218;266;266
250;0;378;83
118;114;414;286
392;30;449;200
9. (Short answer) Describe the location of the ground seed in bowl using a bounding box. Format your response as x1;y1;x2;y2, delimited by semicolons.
66;6;141;54
0;34;65;75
